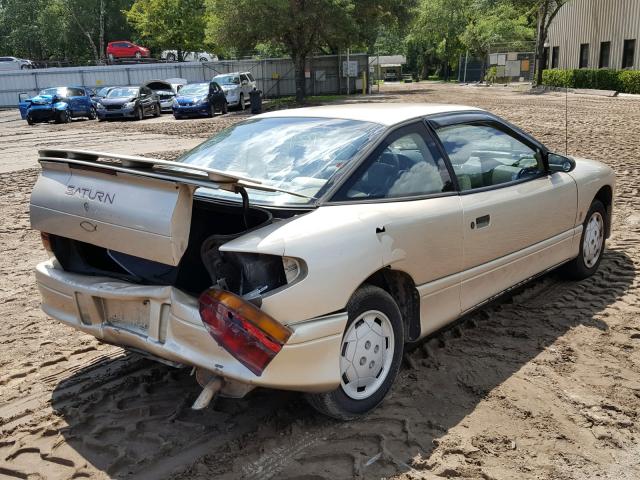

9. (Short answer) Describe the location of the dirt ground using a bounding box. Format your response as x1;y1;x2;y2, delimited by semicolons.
1;83;640;480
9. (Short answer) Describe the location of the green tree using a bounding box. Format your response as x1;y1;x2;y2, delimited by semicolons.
410;0;472;80
205;0;412;101
126;0;208;60
460;1;534;78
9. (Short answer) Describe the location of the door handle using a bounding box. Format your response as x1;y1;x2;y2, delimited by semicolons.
472;214;491;229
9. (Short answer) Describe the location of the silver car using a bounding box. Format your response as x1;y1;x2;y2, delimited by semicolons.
212;71;256;109
30;104;614;419
0;56;35;71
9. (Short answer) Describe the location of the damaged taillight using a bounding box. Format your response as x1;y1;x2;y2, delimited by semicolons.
41;232;55;258
198;288;292;376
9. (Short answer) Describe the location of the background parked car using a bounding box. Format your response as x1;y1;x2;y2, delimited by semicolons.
166;77;188;93
161;50;218;62
96;86;160;121
172;81;227;119
0;56;36;71
106;41;150;61
91;86;116;108
18;86;96;125
143;80;176;113
212;71;256;110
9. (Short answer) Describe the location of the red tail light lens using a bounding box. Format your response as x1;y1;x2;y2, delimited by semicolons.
198;288;292;376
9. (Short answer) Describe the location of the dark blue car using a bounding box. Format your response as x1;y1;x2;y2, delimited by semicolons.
18;86;96;125
172;81;227;119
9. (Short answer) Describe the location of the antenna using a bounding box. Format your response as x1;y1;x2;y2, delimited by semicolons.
563;4;568;156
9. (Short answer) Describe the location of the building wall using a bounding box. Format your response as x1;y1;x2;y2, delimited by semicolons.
546;0;640;70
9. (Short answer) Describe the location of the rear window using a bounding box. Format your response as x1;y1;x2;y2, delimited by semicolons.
176;116;385;205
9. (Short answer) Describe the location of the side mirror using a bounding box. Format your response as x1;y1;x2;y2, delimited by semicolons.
548;153;576;173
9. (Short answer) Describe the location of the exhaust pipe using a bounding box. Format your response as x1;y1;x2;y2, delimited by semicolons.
192;370;224;410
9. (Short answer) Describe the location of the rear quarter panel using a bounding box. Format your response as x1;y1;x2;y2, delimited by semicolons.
568;158;615;229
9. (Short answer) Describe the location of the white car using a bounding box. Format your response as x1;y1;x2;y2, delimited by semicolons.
30;104;614;419
0;56;35;71
161;50;218;62
212;71;256;109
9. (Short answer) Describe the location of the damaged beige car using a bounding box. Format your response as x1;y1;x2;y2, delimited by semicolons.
31;104;615;419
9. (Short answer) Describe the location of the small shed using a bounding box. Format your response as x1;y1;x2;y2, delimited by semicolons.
369;55;407;81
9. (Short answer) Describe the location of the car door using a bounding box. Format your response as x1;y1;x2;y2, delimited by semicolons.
431;118;578;312
331;121;463;336
18;92;30;119
0;57;11;71
67;87;86;115
210;82;223;108
240;73;251;97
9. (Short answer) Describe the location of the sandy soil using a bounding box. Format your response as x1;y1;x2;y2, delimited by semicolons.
1;83;640;480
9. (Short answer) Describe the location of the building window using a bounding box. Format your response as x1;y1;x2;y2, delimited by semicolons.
622;39;636;69
579;43;589;68
599;41;611;68
552;46;560;68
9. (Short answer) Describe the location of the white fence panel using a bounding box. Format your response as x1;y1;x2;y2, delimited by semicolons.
0;54;369;107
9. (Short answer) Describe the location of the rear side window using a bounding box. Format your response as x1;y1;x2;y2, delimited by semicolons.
436;123;543;191
334;123;453;201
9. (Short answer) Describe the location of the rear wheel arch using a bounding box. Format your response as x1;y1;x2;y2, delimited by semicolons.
594;185;613;238
359;268;421;342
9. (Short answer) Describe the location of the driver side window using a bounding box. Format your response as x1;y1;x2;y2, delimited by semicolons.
436;123;543;191
335;123;453;200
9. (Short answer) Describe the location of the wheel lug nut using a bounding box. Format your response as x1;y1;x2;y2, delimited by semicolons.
369;361;375;369
360;356;366;366
374;345;379;353
365;341;371;350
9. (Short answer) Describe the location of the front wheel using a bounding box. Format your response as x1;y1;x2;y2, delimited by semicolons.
562;199;606;279
238;93;245;110
305;285;404;420
88;107;96;120
221;101;228;114
135;106;143;121
56;110;70;124
208;103;215;118
153;103;161;117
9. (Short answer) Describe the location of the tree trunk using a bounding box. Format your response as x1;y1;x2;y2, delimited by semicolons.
98;0;105;62
535;23;547;85
293;52;307;102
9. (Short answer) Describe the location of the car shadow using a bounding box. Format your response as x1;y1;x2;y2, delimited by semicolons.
50;249;634;479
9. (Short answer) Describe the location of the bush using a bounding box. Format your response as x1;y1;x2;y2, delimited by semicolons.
542;69;574;87
542;68;640;94
619;70;640;94
485;66;497;84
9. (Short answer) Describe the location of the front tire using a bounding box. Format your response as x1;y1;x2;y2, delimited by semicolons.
135;106;143;121
238;93;245;110
222;101;228;114
305;285;404;420
562;199;606;279
208;103;215;118
56;110;70;124
153;103;161;117
88;107;96;120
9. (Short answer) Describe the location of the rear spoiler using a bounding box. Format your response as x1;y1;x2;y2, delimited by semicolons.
37;149;312;199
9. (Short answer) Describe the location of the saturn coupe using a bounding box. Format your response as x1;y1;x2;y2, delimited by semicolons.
29;103;614;419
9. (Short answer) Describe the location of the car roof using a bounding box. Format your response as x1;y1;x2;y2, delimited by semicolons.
257;103;483;126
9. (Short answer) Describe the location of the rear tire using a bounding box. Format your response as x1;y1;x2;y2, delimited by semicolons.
26;115;35;125
56;110;70;124
562;199;606;280
305;285;404;420
208;103;215;118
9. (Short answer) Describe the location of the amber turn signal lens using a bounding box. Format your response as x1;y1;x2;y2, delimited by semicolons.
41;232;53;254
199;288;292;376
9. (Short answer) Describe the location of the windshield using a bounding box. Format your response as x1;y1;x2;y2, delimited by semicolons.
96;87;112;97
107;87;139;98
179;83;209;96
39;88;67;97
176;117;385;205
214;74;239;85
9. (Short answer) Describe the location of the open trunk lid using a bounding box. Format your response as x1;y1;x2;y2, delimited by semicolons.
30;149;308;266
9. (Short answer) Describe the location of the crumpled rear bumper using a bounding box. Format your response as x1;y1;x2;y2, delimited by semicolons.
35;260;346;392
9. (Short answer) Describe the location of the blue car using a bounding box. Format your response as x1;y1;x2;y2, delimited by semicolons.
19;86;96;125
172;81;228;119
